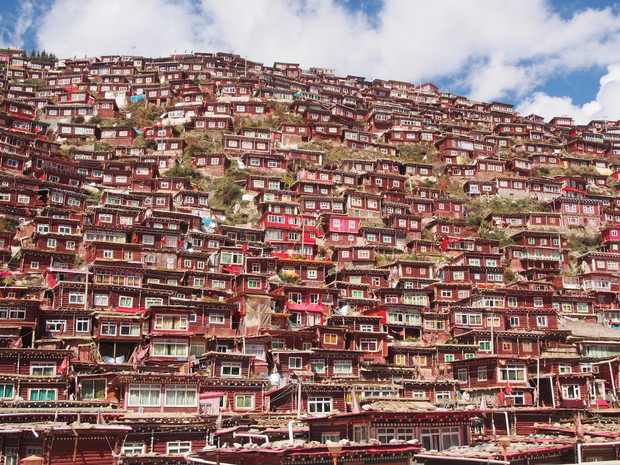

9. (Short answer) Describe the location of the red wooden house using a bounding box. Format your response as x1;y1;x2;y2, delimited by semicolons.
99;126;137;146
345;190;382;218
279;123;311;144
361;172;406;193
404;162;434;177
43;103;96;120
191;114;234;131
333;246;376;270
548;196;602;228
153;138;185;155
451;356;535;407
240;152;287;171
223;134;272;153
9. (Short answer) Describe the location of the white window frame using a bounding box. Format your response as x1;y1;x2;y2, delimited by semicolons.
46;319;66;333
221;362;242;378
75;316;90;333
235;394;255;410
308;396;333;414
122;443;146;455
334;360;353;374
164;384;197;407
30;362;56;376
166;441;192;455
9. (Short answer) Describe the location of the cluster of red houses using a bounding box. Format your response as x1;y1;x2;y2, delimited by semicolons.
2;47;620;464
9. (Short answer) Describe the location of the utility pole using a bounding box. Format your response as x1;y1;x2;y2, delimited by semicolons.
490;310;494;355
83;266;89;312
297;381;302;418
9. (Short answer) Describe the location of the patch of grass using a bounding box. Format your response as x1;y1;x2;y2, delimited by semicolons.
464;197;544;227
124;101;164;128
566;228;601;255
93;141;114;152
207;177;244;211
396;143;438;163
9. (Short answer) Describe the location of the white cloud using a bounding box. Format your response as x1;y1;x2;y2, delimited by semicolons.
13;1;34;48
23;0;620;119
34;0;209;59
0;1;35;49
517;64;620;124
464;56;539;102
194;0;376;73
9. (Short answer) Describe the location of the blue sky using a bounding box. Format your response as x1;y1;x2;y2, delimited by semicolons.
1;0;620;123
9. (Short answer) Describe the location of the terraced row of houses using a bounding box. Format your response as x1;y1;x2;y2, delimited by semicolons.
0;47;620;464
